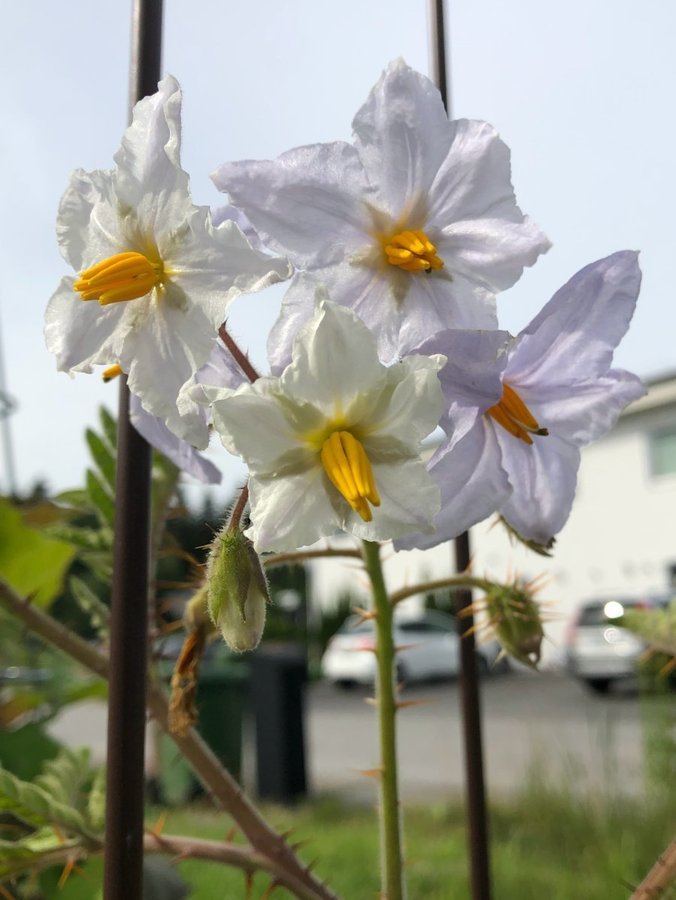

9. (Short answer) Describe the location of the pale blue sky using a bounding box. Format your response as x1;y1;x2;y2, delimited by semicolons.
1;0;674;500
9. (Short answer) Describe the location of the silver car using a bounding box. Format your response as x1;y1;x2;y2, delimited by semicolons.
565;595;670;693
321;610;507;687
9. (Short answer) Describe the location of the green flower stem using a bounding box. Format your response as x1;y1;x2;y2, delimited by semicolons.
389;575;495;607
362;540;405;900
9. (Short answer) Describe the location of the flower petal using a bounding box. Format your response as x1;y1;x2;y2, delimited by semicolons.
130;394;221;484
360;353;445;448
414;328;509;446
247;466;339;552
206;378;314;477
523;370;645;447
396;419;511;550
213;142;372;268
117;285;217;439
166;210;291;327
438;216;550;293
280;300;386;413
113;74;191;218
44;277;121;372
352;59;453;215
510;251;642;386
353;457;441;542
427;119;527;224
497;427;581;545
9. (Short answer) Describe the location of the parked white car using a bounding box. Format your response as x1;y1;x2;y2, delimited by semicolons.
565;595;672;693
321;610;507;687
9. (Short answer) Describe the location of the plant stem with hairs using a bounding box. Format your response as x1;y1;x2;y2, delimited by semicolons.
362;540;405;900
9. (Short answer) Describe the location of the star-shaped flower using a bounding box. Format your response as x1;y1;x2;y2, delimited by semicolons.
213;59;549;365
45;76;290;446
397;251;645;550
201;298;445;552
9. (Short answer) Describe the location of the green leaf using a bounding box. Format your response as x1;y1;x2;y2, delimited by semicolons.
86;469;115;528
0;498;75;608
69;576;110;630
85;428;116;490
87;768;106;832
0;766;90;836
99;406;117;450
53;489;90;511
47;524;111;552
35;748;91;809
0;827;81;879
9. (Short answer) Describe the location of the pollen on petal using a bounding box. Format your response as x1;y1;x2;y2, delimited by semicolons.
74;251;163;305
384;229;444;274
486;383;549;444
320;431;381;521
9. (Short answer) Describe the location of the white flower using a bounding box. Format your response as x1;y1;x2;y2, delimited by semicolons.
214;59;549;366
201;299;445;552
45;75;290;446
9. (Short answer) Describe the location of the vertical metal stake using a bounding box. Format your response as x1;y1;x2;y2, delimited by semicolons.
103;2;163;897
427;2;492;898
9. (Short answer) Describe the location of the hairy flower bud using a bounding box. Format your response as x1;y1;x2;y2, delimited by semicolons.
206;526;269;652
484;583;544;668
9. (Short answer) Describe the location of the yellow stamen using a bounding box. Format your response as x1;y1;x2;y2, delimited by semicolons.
102;364;123;383
384;229;444;273
74;251;163;305
320;431;381;522
486;383;549;445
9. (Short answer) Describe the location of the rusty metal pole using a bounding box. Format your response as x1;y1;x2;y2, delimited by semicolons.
103;2;163;897
427;3;492;898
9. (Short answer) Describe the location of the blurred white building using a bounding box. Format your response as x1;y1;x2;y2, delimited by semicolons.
308;371;676;666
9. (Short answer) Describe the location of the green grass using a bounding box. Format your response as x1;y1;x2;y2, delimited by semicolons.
45;780;674;899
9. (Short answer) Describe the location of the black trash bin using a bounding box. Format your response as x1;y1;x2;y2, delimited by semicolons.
250;643;308;803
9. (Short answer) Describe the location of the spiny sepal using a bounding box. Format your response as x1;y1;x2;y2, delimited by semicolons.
496;515;556;558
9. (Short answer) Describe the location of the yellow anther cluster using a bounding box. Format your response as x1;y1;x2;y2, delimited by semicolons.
384;229;444;273
74;251;163;305
102;364;123;383
320;431;381;522
486;383;549;445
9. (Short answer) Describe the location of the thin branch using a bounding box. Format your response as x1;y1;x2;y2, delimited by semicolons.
227;483;250;531
264;547;363;569
630;836;676;900
0;578;337;900
0;579;110;682
389;575;494;607
218;323;260;384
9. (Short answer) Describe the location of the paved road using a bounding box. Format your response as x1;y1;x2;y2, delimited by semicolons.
306;672;651;801
48;672;662;801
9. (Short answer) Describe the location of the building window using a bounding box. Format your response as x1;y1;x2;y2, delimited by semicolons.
649;427;676;477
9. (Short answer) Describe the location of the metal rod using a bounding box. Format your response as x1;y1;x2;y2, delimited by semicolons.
427;3;492;898
103;1;163;897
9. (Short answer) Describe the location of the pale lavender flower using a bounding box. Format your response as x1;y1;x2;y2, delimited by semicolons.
213;59;549;366
398;251;645;550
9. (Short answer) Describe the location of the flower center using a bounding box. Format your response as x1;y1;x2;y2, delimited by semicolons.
74;251;163;305
486;383;549;445
384;229;444;273
320;431;381;522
